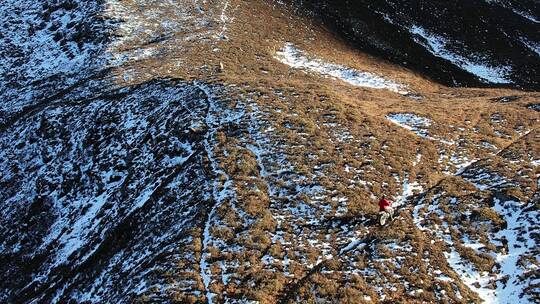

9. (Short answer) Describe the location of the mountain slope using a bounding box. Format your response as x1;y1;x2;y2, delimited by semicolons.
292;0;540;90
0;0;539;303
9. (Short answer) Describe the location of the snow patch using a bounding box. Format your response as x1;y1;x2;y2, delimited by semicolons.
386;113;431;138
340;238;366;254
444;248;497;302
275;43;408;94
394;177;422;207
491;198;539;302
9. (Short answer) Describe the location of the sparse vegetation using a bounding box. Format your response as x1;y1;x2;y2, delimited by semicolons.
1;0;539;303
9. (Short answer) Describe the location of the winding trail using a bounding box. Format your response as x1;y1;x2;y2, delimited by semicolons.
216;0;232;39
197;83;227;304
196;82;250;303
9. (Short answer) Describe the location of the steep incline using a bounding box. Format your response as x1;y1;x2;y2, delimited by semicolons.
1;80;219;302
291;0;540;90
0;0;539;303
0;0;110;128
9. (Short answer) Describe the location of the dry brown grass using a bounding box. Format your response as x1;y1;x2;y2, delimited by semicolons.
110;0;539;302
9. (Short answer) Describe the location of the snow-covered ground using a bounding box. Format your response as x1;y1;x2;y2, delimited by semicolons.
0;80;218;302
196;82;248;304
1;0;538;302
386;113;431;138
413;196;498;302
0;0;106;83
492;198;539;302
275;43;408;94
0;0;108;124
444;245;497;302
441;197;540;304
412;178;539;303
409;25;512;84
105;0;223;66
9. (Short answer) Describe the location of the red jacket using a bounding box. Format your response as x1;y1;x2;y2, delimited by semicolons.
378;199;392;211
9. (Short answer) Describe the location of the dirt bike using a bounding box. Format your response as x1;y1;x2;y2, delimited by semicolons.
378;207;395;226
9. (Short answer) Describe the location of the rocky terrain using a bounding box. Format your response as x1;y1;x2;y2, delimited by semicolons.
0;0;539;303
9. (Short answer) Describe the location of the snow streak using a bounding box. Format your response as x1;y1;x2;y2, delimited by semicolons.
275;43;408;94
410;25;512;84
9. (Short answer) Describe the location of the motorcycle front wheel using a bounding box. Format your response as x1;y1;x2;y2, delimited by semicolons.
379;211;389;226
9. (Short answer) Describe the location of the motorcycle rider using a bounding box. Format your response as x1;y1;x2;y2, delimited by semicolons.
378;196;394;221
